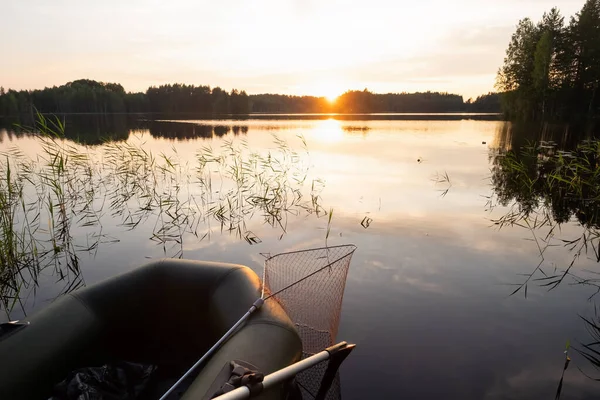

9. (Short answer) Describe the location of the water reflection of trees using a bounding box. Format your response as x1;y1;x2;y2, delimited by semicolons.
342;126;370;135
489;122;600;290
0;116;250;144
144;121;214;139
489;122;600;385
491;126;600;229
0;114;131;145
143;121;249;140
491;121;597;153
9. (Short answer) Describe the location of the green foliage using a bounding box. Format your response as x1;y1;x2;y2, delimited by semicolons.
497;1;600;121
0;81;252;117
533;31;553;95
0;79;136;115
0;80;504;117
466;93;502;112
212;87;230;114
250;90;492;113
334;90;465;113
230;89;250;114
250;94;331;113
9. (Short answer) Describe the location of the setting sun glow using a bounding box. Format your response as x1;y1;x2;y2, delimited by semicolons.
325;94;339;104
320;85;343;103
303;80;346;104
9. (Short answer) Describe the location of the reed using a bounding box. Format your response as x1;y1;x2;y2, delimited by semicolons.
0;114;326;317
488;139;600;296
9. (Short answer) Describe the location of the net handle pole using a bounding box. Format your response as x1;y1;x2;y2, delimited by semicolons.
159;298;265;400
213;342;356;400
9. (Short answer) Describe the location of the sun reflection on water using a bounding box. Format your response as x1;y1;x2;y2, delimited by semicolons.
311;119;344;143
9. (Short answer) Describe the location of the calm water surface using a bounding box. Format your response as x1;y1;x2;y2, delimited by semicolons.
1;115;599;399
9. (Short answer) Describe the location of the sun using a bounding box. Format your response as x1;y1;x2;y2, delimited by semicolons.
304;80;345;104
320;85;343;103
325;93;339;104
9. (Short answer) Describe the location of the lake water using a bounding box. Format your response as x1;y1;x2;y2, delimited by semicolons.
1;114;600;399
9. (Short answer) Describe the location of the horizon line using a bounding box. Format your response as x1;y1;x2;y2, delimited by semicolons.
0;78;497;101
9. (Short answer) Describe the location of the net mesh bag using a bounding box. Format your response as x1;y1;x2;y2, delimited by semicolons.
262;245;356;400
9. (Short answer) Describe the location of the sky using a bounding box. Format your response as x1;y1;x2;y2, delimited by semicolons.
0;0;587;99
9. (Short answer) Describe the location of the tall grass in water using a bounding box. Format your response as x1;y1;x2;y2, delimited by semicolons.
0;114;326;318
488;139;600;392
488;139;600;296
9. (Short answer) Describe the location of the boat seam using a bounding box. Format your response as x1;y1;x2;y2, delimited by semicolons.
68;292;97;318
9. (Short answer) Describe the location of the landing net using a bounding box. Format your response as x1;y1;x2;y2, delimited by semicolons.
262;244;356;399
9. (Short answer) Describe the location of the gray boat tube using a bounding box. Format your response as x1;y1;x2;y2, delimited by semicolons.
0;259;302;399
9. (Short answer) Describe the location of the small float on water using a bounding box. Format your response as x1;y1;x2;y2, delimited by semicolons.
0;245;357;400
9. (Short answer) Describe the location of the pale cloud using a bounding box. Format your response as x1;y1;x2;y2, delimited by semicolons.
483;362;597;400
0;0;590;97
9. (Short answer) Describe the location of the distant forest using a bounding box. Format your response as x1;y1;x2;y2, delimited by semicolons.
253;91;499;113
497;0;600;121
0;79;500;117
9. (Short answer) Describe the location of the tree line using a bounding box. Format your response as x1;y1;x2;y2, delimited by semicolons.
0;80;250;116
249;91;488;113
0;79;501;117
334;90;465;113
497;0;600;121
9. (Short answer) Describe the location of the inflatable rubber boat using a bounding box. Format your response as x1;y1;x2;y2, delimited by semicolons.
0;259;304;399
